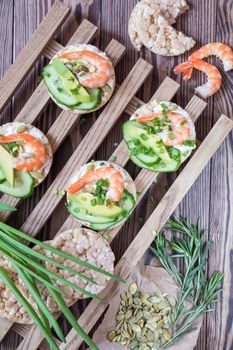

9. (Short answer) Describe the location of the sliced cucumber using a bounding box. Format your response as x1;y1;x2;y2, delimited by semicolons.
90;221;118;231
130;153;180;172
0;170;34;198
127;141;159;165
74;88;102;111
123;120;171;165
120;189;136;213
0;170;6;184
68;201;116;224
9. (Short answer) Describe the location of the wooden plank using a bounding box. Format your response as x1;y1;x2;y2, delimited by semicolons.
17;58;152;236
0;0;70;112
60;115;233;349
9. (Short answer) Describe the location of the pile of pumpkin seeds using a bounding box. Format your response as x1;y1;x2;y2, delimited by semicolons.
107;283;176;349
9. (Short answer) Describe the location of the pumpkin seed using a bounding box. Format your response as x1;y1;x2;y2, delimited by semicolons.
120;292;127;301
16;125;27;133
129;283;138;295
166;295;176;306
131;324;141;333
116;313;124;321
107;330;116;341
148;296;160;303
125;309;133;319
163;330;172;341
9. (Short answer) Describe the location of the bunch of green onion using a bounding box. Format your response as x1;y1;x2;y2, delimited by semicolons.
0;220;124;350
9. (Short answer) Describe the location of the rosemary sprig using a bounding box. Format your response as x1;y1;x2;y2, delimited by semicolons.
0;203;17;211
150;216;223;349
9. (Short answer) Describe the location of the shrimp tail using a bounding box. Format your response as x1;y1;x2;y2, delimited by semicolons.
173;61;194;78
68;179;85;194
182;67;193;80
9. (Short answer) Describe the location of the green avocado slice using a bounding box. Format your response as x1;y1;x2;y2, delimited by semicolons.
68;192;123;219
51;59;91;103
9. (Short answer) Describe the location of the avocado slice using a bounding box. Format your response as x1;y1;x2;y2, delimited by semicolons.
0;145;14;187
68;192;123;219
123;121;172;165
51;59;91;103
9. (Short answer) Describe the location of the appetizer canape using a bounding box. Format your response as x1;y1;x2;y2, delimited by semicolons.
66;161;136;231
43;44;115;113
0;228;115;323
123;100;196;172
0;122;52;198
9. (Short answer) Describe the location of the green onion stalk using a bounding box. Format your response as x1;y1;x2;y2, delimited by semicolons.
0;219;124;350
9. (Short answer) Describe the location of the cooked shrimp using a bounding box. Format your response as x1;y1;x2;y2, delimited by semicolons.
0;134;46;172
68;165;124;202
136;111;191;146
174;59;222;98
188;42;233;72
59;50;112;88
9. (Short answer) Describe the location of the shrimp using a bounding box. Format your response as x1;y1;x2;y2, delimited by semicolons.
136;111;191;146
188;42;233;72
59;50;112;88
68;165;124;202
174;59;222;98
0;134;46;172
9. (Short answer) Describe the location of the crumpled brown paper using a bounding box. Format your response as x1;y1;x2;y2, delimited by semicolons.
93;264;202;350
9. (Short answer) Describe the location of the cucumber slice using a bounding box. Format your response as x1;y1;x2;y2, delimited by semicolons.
127;141;159;165
43;65;81;107
0;170;6;184
90;221;118;231
130;154;180;172
120;189;136;213
123;120;171;165
74;88;101;111
68;201;116;224
0;170;34;198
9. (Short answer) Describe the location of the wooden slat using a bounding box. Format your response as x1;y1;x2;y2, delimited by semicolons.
17;59;152;236
60;115;233;350
9;76;180;350
0;0;70;112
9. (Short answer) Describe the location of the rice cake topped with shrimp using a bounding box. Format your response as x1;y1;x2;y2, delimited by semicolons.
0;122;52;198
43;44;115;114
66;161;137;231
123;100;196;172
0;228;115;323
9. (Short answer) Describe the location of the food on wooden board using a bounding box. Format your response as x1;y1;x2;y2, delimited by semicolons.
107;282;176;347
66;161;137;231
0;222;123;349
128;0;195;56
123;100;196;172
174;42;233;98
0;122;52;198
43;44;115;113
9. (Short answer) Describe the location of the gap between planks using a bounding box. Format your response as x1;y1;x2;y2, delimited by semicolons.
60;114;233;350
0;0;70;112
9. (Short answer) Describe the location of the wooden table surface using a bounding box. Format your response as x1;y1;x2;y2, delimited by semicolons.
0;0;232;349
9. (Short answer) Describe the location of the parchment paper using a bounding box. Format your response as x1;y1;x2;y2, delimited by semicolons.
93;264;202;350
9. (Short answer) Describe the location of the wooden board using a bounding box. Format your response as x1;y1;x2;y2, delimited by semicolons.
0;1;232;350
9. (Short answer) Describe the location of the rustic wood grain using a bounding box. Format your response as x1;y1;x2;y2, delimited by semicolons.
0;0;70;112
0;1;232;350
